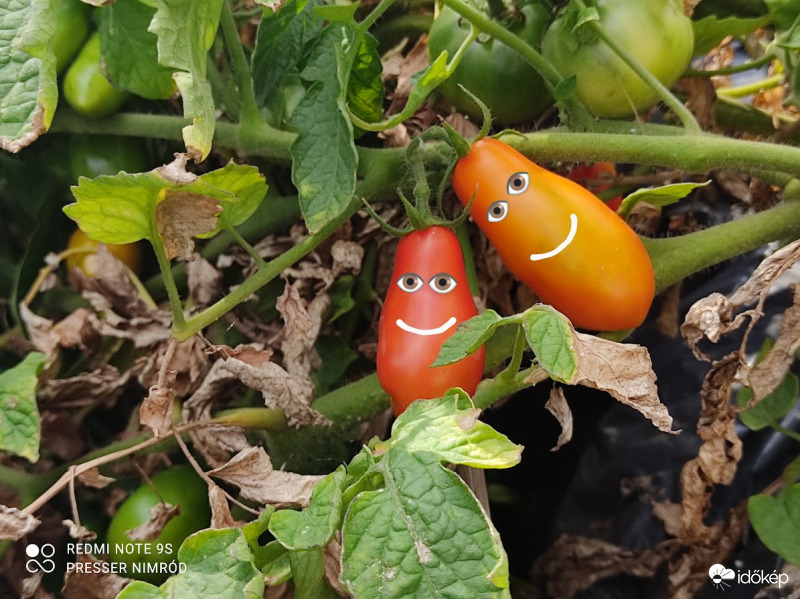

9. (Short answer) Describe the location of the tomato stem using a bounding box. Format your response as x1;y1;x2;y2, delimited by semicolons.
220;0;265;130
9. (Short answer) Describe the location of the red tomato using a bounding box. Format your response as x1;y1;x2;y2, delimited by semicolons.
452;138;654;331
377;226;485;415
566;162;623;212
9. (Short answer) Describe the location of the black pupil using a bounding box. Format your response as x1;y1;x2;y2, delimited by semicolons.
437;277;448;288
492;205;502;214
513;177;523;188
405;277;416;287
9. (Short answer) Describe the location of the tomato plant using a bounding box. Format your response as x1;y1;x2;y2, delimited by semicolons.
65;228;143;277
377;226;484;415
68;135;150;180
63;33;130;119
51;0;91;74
542;0;694;118
566;162;623;211
106;466;211;584
427;2;552;124
452;137;654;330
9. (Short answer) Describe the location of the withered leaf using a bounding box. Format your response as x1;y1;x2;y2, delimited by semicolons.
126;502;181;541
187;255;222;306
156;190;221;261
63;519;98;541
276;282;329;382
545;385;573;451
572;332;674;433
208;484;241;529
0;505;40;540
77;468;115;490
156;153;197;185
41;364;134;410
217;344;330;427
140;376;176;439
682;240;800;360
743;284;800;405
208;446;323;508
330;240;364;277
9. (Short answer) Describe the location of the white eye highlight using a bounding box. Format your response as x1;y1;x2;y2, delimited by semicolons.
429;273;457;294
487;201;508;223
507;172;529;195
397;273;423;292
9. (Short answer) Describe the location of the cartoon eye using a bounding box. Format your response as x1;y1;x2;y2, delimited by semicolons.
429;273;457;294
397;273;423;292
487;201;508;222
507;172;529;195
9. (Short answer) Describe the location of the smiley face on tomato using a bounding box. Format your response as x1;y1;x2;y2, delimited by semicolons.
452;138;654;331
377;226;485;415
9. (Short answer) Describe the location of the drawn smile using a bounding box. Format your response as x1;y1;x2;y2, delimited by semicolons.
529;213;578;261
396;316;457;336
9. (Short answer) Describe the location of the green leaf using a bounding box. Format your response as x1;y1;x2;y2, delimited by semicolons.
432;310;504;367
385;394;523;469
242;507;275;570
289;548;340;599
269;466;347;550
196;162;268;237
290;24;359;232
617;181;710;219
0;0;58;152
326;276;357;323
150;0;224;160
692;15;771;57
117;528;264;598
341;447;511;598
748;484;800;566
99;0;176;100
766;0;800;30
347;32;384;126
736;371;798;430
252;0;324;105
553;75;577;103
312;3;359;22
312;334;358;394
0;352;47;463
522;305;578;383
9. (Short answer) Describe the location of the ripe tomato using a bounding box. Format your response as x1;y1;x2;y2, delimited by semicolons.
541;0;693;118
106;466;211;584
427;2;553;125
566;162;623;212
452;138;654;331
66;228;143;277
377;226;485;415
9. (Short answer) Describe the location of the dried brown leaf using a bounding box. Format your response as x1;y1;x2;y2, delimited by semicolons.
324;536;348;597
156;190;221;261
744;284;800;404
545;385;573;451
63;519;97;541
187;255;223;305
126;501;181;541
140;375;176;439
208;484;241;529
572;332;675;433
77;468;115;490
182;361;251;467
156;153;197;184
61;554;130;599
330;240;364;277
208;446;323;508
41;365;134;410
217;344;330;427
532;533;673;599
40;412;86;460
277;282;329;383
19;303;60;364
136;336;209;398
682;240;800;360
0;505;40;540
679;355;742;541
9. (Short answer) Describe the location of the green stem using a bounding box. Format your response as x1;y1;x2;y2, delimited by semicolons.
358;0;397;32
685;52;774;77
717;74;784;99
150;237;186;330
220;0;263;128
206;54;242;120
573;0;700;133
0;465;58;504
772;422;800;444
472;365;542;410
225;223;267;268
644;199;800;292
437;0;594;130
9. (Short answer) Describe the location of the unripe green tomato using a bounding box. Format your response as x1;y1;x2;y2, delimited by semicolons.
541;0;693;118
63;33;130;118
106;466;211;584
427;3;553;125
68;136;149;180
52;0;91;73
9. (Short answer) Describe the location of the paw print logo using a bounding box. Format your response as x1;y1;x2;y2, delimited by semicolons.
708;563;735;590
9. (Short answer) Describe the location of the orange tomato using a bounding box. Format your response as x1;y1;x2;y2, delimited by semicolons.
452;138;654;330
